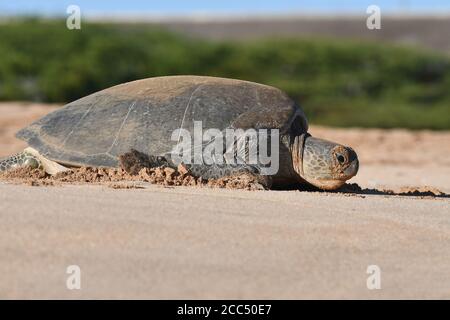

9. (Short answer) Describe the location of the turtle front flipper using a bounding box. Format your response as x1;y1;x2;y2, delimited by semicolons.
186;163;273;190
119;149;173;175
0;150;42;172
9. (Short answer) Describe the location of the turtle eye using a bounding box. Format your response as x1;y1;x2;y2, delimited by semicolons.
336;153;346;164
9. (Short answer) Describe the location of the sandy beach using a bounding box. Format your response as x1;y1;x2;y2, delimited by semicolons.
0;102;449;299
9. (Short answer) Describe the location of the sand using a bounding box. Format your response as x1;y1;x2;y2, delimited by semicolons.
0;102;449;299
0;166;271;191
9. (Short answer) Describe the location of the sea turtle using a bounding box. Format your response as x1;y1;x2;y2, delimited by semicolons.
0;76;358;190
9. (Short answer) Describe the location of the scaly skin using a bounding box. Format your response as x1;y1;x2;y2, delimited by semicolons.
0;151;42;172
299;136;359;190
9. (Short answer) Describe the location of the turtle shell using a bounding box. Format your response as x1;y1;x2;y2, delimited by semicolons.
16;76;308;167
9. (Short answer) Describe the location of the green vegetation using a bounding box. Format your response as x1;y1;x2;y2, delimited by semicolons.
1;19;449;129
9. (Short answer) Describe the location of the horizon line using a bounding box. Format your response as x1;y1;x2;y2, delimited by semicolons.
1;10;450;23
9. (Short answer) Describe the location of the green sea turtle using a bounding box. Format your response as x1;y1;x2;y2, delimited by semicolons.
0;76;358;190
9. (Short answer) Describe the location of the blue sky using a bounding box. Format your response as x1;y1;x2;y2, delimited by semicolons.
0;0;449;16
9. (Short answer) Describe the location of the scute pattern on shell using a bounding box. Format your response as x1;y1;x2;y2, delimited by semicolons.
16;76;308;168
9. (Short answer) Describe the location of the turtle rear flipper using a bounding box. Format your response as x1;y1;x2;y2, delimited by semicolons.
0;147;68;175
0;150;41;172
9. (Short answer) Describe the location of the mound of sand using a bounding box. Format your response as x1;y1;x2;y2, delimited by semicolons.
0;165;270;191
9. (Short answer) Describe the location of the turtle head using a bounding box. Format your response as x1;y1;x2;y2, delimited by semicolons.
292;134;359;190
